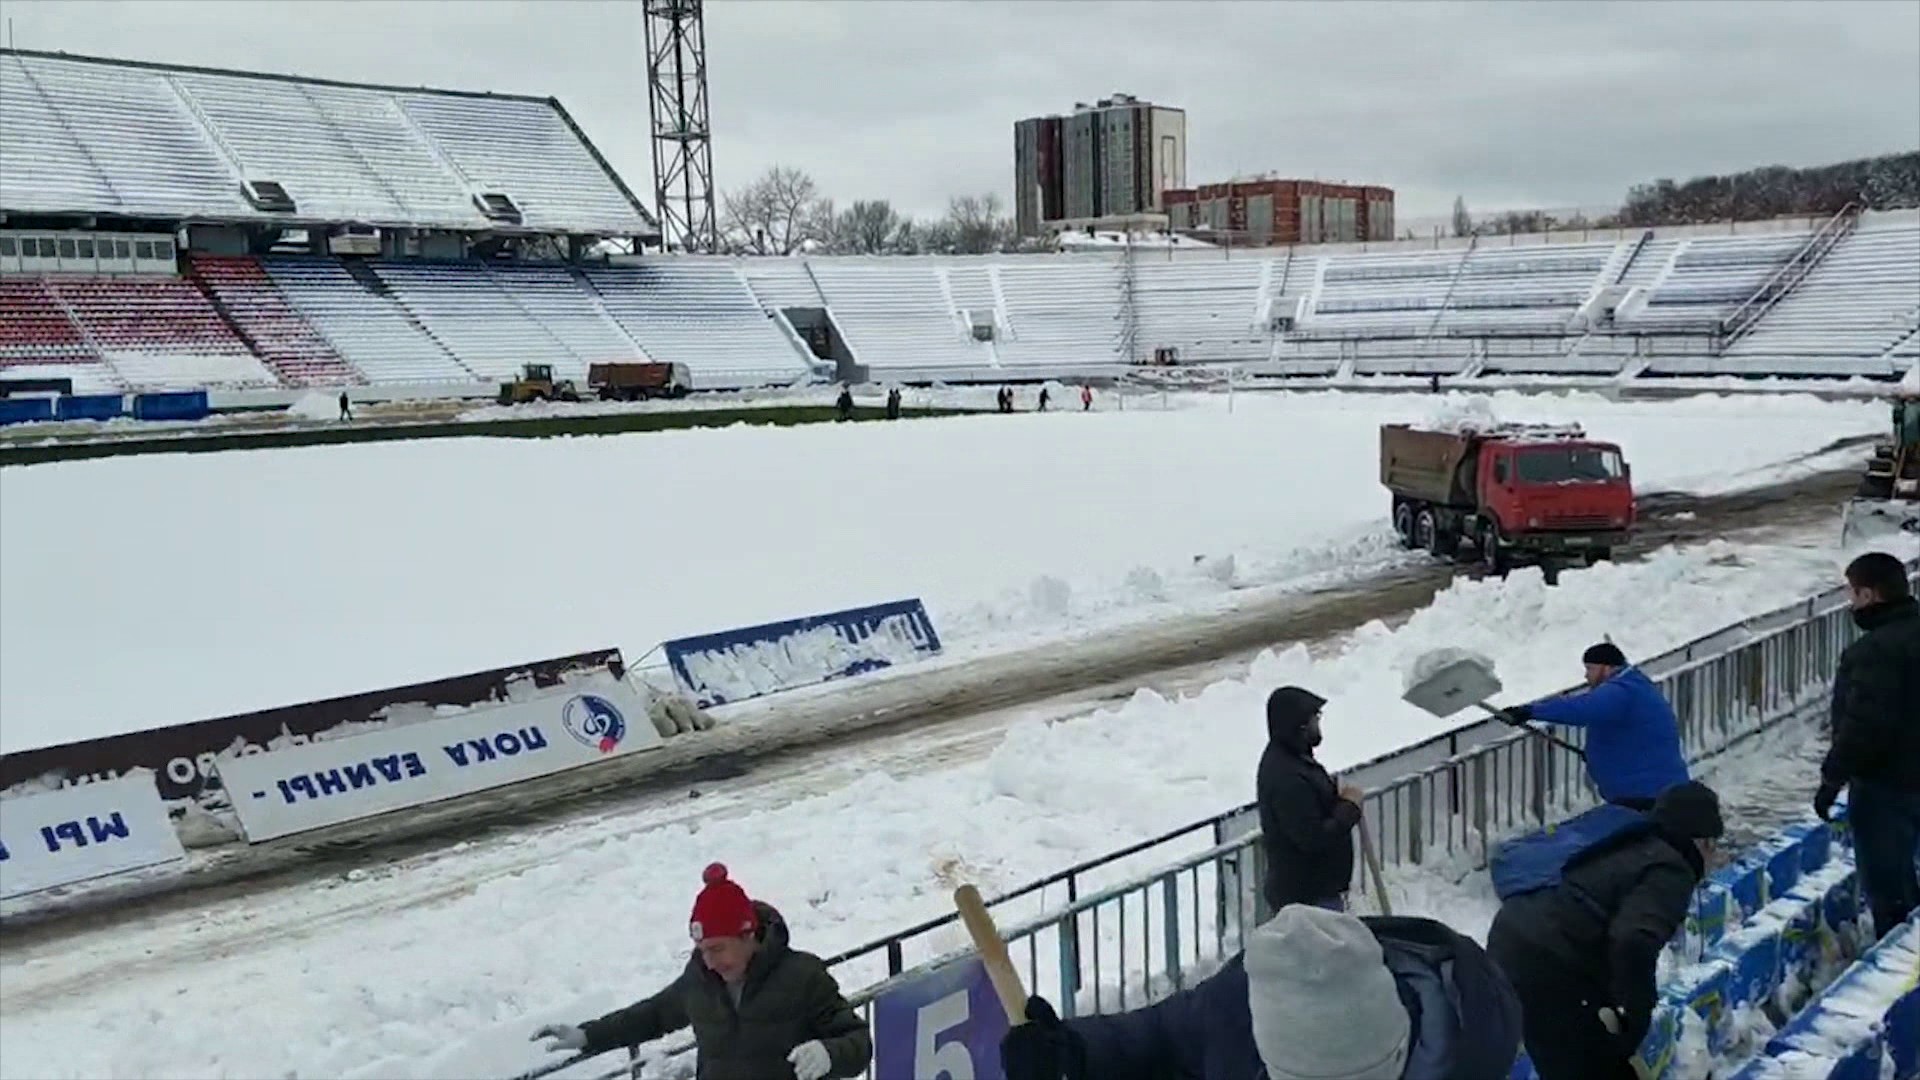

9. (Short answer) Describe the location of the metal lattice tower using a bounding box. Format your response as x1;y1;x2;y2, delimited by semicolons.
644;0;717;253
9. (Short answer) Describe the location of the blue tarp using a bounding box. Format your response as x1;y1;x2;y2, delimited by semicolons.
1490;802;1648;900
56;394;124;421
0;397;55;425
663;598;943;708
131;391;210;422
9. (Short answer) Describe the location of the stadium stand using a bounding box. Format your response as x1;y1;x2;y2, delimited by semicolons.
3;49;1918;404
582;263;813;387
807;262;985;374
188;256;362;387
1722;216;1920;377
0;50;652;235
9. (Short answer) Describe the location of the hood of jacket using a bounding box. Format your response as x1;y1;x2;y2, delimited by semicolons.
1265;686;1327;754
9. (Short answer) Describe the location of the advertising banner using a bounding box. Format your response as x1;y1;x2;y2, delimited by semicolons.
216;684;662;843
0;648;626;811
664;599;942;708
0;775;186;900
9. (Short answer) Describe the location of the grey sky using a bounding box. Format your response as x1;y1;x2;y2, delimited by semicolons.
4;0;1917;225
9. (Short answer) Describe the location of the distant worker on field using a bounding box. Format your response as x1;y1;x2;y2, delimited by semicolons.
1038;385;1052;412
1081;384;1093;412
532;864;871;1080
835;385;854;422
338;391;352;422
1503;642;1688;811
1488;781;1725;1080
1815;551;1920;938
1258;686;1366;912
885;386;902;420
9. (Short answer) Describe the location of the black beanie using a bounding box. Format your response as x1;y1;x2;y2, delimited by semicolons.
1651;781;1725;840
1582;642;1628;667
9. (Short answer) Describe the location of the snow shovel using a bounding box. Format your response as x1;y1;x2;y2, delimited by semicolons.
1355;807;1393;916
1401;648;1587;760
954;884;1029;1027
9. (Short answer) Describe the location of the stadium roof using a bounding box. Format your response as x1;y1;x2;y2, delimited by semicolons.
0;49;657;238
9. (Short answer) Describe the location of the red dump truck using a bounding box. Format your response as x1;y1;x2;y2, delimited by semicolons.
588;362;692;401
1380;422;1635;574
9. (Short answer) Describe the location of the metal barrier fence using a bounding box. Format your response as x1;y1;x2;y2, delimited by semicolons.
618;562;1911;1079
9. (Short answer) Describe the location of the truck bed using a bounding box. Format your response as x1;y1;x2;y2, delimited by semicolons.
1380;424;1477;506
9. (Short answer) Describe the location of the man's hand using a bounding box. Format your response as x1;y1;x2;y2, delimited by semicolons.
1503;704;1534;723
1814;782;1842;822
787;1040;831;1080
999;996;1086;1080
531;1024;588;1052
1338;783;1366;806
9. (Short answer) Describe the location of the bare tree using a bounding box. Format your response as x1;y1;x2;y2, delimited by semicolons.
945;193;1013;254
832;199;904;255
1451;195;1473;238
721;165;831;255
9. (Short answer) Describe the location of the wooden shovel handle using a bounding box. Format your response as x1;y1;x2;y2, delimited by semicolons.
953;884;1030;1026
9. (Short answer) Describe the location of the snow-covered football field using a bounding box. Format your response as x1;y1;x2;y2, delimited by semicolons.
0;389;1887;750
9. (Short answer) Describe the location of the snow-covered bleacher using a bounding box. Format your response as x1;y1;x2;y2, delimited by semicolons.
266;259;476;385
0;50;653;236
1130;261;1268;363
807;263;985;373
583;262;812;388
1629;232;1811;334
486;264;648;370
375;261;583;382
189;255;360;387
995;262;1124;367
1723;214;1920;377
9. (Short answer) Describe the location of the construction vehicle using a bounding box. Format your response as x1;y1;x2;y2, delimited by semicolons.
588;362;692;401
497;364;580;406
1840;392;1920;548
1381;421;1636;575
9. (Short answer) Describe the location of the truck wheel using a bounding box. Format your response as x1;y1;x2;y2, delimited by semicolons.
1589;547;1613;565
1482;521;1508;576
1392;501;1417;548
1415;509;1446;557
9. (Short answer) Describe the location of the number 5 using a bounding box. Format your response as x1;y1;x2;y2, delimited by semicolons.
915;988;976;1080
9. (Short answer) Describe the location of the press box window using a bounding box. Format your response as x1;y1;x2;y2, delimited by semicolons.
115;240;132;258
58;239;76;259
157;240;175;259
135;241;155;259
77;240;95;258
0;238;15;257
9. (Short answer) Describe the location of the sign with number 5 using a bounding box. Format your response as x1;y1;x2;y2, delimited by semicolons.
873;956;1010;1080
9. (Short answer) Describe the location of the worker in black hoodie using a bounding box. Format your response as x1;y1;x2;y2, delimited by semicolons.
1257;686;1365;912
1815;550;1920;936
1486;781;1725;1080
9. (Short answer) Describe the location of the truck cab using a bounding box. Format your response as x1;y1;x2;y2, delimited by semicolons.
1476;437;1634;565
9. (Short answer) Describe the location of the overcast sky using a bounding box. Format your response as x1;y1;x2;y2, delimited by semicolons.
5;0;1917;224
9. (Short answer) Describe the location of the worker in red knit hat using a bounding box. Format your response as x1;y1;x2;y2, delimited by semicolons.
532;863;871;1080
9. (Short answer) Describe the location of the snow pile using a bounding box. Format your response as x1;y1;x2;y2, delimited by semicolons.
673;613;935;705
1;389;1883;750
286;391;340;421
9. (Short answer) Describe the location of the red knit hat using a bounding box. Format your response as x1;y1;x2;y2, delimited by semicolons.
689;863;758;942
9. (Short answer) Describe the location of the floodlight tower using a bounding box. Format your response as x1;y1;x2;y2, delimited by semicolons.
643;0;718;253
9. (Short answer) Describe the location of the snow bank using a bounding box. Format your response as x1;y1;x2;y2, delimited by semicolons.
0;536;1855;1080
0;389;1882;749
286;391;339;421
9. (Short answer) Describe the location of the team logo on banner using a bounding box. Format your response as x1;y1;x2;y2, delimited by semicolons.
561;694;628;754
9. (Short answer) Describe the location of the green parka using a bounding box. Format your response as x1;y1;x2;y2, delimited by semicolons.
579;902;871;1080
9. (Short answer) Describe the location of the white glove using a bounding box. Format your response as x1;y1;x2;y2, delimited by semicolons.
788;1040;831;1080
531;1023;588;1052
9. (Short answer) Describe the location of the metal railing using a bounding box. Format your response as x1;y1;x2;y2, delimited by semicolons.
605;563;1912;1078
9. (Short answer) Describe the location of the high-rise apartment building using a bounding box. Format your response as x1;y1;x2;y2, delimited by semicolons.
1014;94;1185;237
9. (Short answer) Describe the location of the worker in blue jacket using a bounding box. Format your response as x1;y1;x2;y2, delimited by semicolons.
998;904;1522;1080
1506;642;1689;810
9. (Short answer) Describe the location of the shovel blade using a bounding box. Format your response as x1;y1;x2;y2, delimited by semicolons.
1402;655;1505;719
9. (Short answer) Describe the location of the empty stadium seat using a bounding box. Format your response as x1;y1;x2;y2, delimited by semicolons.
995;262;1124;366
188;255;361;387
1626;232;1811;333
374;261;584;381
1725;215;1920;376
584;262;812;387
486;264;649;370
807;263;986;373
0;278;98;368
33;275;279;390
1131;260;1269;364
266;259;478;385
1;52;652;235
